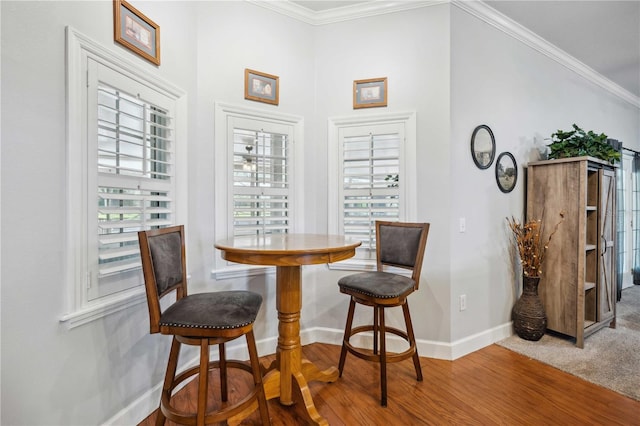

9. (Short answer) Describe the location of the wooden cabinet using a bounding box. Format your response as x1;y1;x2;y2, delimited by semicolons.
526;156;616;348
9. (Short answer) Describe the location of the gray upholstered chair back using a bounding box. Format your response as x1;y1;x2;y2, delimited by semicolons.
148;231;184;295
138;225;188;333
376;221;430;288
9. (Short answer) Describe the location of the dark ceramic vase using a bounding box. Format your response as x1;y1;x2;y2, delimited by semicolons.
512;276;546;341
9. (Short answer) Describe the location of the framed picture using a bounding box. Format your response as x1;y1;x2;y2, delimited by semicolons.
470;124;496;169
113;0;160;65
353;77;387;109
495;152;518;193
245;69;279;105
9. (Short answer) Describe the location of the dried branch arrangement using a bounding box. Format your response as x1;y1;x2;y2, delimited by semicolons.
506;212;565;277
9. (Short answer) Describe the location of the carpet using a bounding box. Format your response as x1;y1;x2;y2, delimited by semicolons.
497;285;640;401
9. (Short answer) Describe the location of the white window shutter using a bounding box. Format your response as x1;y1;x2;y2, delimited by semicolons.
88;60;176;300
339;123;403;258
230;119;293;237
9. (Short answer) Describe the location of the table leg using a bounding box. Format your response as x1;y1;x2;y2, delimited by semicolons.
262;265;338;425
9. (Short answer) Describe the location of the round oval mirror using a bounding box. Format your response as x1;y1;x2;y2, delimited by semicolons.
495;152;517;193
470;125;496;169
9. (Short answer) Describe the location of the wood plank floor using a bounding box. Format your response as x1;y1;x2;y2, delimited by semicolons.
138;343;640;425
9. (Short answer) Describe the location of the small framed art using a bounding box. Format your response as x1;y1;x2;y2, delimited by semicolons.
113;0;160;65
496;152;518;193
353;77;387;109
245;69;279;105
470;124;496;169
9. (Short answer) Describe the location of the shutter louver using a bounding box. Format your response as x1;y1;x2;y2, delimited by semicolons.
96;84;174;280
232;128;290;236
343;132;400;254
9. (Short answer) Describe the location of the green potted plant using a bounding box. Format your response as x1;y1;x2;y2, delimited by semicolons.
547;124;620;164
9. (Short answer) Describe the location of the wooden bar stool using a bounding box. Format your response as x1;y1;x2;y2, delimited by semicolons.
138;225;271;425
337;221;430;406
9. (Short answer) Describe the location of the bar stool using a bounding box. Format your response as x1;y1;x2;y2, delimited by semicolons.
337;221;430;406
138;225;271;425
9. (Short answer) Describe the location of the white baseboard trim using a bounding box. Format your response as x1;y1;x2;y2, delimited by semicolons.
448;322;514;360
102;339;268;426
303;322;514;361
105;322;513;425
103;383;162;426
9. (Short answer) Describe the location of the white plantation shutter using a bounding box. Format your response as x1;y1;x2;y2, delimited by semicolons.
230;118;292;237
339;123;404;259
88;60;176;300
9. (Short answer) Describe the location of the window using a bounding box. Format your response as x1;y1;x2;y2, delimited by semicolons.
328;112;417;268
232;123;290;236
213;103;303;277
62;27;187;328
91;77;174;300
341;126;401;254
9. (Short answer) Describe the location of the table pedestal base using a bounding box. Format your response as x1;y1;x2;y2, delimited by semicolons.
261;266;338;425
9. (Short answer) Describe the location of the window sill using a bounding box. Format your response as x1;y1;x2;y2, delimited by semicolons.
328;260;413;277
59;286;146;330
327;259;377;272
212;261;414;277
212;265;276;280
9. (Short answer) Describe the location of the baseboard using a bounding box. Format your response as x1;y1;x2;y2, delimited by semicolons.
103;383;162;426
448;322;514;360
304;323;514;361
102;339;268;426
104;323;513;425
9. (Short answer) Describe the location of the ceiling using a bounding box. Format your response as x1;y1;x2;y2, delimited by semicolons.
289;0;640;98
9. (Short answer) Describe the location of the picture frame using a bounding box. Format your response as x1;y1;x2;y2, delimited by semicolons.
470;124;496;169
113;0;160;66
353;77;387;109
495;152;518;193
245;69;279;105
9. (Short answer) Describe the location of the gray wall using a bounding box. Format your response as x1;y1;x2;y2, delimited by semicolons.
1;1;638;425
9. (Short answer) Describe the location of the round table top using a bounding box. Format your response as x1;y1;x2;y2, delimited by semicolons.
215;233;362;266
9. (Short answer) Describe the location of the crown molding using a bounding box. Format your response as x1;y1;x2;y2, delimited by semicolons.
247;1;639;108
452;1;640;108
248;0;446;25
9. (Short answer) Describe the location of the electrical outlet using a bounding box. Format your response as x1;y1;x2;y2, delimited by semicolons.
459;294;467;311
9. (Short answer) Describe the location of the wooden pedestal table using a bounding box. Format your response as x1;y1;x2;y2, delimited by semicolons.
215;234;361;425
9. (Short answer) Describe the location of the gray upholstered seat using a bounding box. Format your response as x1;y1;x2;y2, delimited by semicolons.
338;221;430;407
138;225;271;425
160;291;262;330
338;271;415;299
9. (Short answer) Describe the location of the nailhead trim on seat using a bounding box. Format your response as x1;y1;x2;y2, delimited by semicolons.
158;321;254;329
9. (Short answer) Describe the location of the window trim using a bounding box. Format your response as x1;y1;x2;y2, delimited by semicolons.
327;111;417;271
212;102;304;278
61;27;187;329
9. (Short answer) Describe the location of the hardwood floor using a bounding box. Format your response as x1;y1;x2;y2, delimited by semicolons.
138;343;640;425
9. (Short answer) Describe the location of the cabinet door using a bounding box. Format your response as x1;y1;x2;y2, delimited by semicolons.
598;168;616;322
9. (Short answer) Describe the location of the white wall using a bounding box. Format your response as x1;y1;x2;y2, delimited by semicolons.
312;4;453;344
0;1;197;425
449;4;640;343
2;1;639;425
188;0;317;350
0;1;317;424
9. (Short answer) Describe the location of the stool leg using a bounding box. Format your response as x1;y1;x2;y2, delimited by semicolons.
246;329;271;425
373;306;379;355
197;340;209;426
338;298;357;376
157;337;181;426
219;343;228;402
379;306;387;407
403;301;423;381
